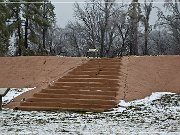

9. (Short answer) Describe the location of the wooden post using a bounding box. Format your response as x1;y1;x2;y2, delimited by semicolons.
0;96;2;110
0;88;10;111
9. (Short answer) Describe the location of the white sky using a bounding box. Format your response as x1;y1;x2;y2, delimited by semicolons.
51;0;81;28
51;0;165;28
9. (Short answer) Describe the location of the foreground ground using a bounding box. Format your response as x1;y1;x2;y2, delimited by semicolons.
1;92;180;134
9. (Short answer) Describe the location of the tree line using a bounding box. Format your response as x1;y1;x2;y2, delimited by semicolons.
50;0;180;57
0;0;55;56
0;0;180;57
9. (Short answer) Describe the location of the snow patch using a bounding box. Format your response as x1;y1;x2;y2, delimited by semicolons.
2;88;35;106
111;92;176;113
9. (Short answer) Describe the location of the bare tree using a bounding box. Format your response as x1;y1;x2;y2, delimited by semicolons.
74;0;117;57
115;10;130;56
74;1;98;50
157;0;180;53
97;0;116;57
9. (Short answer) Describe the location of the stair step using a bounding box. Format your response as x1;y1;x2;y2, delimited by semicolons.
41;89;116;96
33;93;116;100
84;60;121;65
73;68;121;72
47;86;119;91
57;78;119;83
25;98;117;105
89;58;121;60
68;71;120;76
77;65;120;68
86;61;121;63
76;67;121;71
89;58;121;61
56;81;118;84
62;75;120;79
54;82;120;87
84;63;121;66
20;102;115;110
17;106;105;112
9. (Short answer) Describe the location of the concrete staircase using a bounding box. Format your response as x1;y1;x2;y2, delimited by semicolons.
17;58;121;112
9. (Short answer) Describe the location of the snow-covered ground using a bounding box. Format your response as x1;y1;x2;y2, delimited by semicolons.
2;88;35;106
0;89;180;134
111;92;177;113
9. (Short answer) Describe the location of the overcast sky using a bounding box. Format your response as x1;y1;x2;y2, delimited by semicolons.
50;0;81;28
50;0;165;28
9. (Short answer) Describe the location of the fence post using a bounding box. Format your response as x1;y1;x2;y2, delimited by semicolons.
0;88;10;111
0;96;2;110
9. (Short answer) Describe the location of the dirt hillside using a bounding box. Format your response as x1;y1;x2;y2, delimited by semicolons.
122;55;180;101
1;55;180;109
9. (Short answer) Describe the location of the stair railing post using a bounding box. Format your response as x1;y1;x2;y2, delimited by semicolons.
0;88;10;111
0;96;2;110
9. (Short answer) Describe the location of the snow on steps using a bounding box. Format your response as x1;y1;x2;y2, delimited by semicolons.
17;58;122;112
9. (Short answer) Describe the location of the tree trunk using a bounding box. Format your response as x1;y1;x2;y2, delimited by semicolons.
42;2;46;50
43;27;46;49
24;17;28;49
144;20;148;55
16;8;22;56
100;29;105;57
129;0;140;55
134;23;138;55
